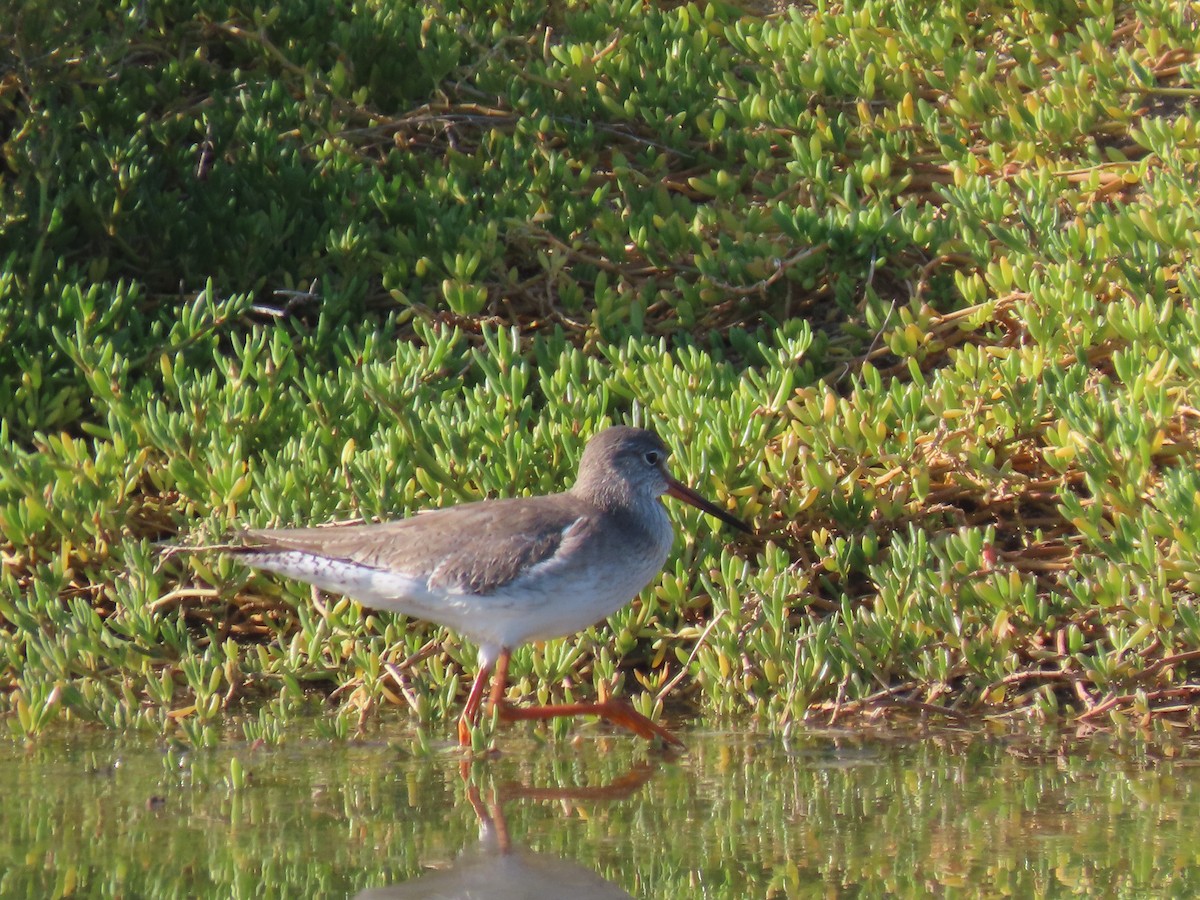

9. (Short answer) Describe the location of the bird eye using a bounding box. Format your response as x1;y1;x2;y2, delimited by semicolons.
644;450;661;466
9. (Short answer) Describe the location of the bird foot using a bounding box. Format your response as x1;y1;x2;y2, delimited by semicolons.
497;698;686;749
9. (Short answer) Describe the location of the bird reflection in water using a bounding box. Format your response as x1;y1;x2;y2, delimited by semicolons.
354;757;661;899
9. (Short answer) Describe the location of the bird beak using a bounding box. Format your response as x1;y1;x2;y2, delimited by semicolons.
665;477;754;534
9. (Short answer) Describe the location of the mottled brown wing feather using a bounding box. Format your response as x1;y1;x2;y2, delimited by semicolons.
240;494;587;595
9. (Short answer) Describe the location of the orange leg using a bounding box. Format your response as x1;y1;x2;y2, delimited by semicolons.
457;659;494;746
488;649;512;710
474;649;684;749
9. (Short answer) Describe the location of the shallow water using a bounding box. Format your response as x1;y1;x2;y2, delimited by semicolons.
3;724;1199;898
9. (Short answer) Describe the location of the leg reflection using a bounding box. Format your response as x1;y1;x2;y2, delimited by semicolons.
355;756;665;899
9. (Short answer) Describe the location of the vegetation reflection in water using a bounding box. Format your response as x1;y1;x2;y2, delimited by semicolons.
2;725;1200;898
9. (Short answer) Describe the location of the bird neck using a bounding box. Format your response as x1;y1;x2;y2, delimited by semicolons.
570;479;666;538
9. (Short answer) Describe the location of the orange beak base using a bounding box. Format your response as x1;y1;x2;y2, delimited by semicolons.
665;478;753;534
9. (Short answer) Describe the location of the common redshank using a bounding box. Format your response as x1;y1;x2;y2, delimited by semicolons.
220;426;751;747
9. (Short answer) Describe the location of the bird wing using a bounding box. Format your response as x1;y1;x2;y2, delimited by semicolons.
238;494;589;596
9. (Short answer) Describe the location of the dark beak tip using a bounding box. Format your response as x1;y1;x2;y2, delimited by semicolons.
721;512;754;536
666;478;753;536
715;512;754;537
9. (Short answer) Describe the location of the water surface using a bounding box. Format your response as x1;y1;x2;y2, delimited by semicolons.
2;724;1198;897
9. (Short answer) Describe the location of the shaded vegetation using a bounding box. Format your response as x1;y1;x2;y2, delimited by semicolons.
1;0;1198;741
